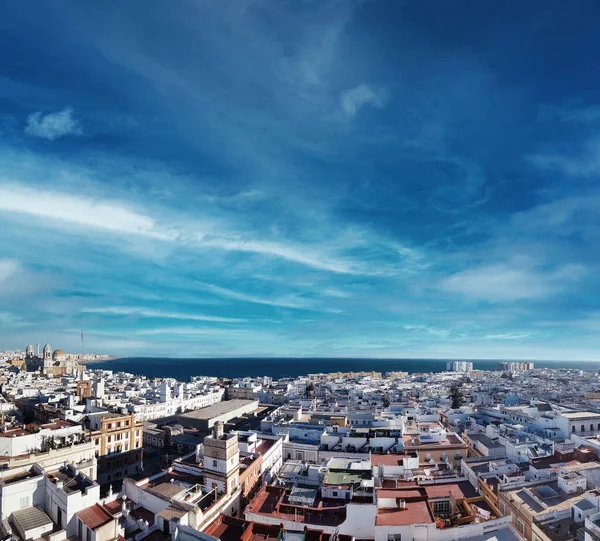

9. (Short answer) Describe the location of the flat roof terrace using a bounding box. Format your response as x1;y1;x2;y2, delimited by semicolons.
178;399;258;421
247;486;347;527
47;468;95;494
403;433;466;447
376;499;434;526
0;467;41;485
561;412;600;419
204;515;284;541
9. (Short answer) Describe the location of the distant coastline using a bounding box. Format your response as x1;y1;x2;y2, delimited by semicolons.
81;355;121;364
84;356;598;381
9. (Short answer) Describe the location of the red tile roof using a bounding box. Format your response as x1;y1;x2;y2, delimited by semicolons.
376;500;434;526
424;481;477;500
377;488;425;499
370;454;412;466
77;504;113;530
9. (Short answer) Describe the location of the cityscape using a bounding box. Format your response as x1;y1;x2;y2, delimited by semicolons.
0;345;599;541
3;2;600;541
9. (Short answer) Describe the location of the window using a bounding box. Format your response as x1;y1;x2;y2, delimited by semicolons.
433;499;451;514
499;501;506;515
20;496;29;509
592;424;595;432
581;424;585;433
517;519;525;534
332;491;338;497
572;426;576;433
387;535;401;541
213;459;217;467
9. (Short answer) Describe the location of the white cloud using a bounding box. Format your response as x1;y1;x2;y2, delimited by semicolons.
0;311;26;326
440;263;584;302
202;283;313;309
323;288;352;298
0;259;20;282
0;184;172;239
530;138;600;177
402;324;450;337
0;183;367;274
484;332;532;340
341;84;388;117
25;108;82;140
81;306;247;323
136;327;259;337
202;237;360;274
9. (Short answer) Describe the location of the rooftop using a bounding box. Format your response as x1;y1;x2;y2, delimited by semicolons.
370;453;415;467
376;500;434;526
146;481;189;500
12;506;53;532
177;399;257;420
246;486;347;527
47;468;95;494
403;433;465;447
506;482;582;515
561;412;600;419
424;481;478;500
77;504;114;530
323;470;371;486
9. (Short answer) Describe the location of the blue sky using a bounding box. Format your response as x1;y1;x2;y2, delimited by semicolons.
2;1;600;359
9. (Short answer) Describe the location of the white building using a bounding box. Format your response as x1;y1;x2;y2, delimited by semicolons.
446;361;473;372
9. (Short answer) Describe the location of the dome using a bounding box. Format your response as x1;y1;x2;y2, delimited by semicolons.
53;349;65;357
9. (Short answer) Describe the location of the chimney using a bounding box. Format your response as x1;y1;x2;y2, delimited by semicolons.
214;422;224;439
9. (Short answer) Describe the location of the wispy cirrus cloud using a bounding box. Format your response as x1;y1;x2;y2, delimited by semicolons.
340;84;388;117
0;184;172;239
0;311;27;327
0;182;394;275
25;108;82;140
440;263;585;303
0;259;20;282
136;327;264;337
81;306;248;323
484;332;532;340
529;137;600;177
201;283;313;310
3;1;600;358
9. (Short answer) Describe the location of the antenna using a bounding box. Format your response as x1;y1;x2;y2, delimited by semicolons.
81;330;84;357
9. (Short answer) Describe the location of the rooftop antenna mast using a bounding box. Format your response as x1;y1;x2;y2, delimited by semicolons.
81;330;84;357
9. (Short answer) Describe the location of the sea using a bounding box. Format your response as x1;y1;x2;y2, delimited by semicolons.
86;357;600;381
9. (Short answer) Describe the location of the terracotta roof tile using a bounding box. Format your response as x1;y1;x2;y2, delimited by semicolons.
76;504;113;530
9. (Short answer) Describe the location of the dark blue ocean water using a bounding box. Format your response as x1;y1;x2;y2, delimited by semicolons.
87;357;600;381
